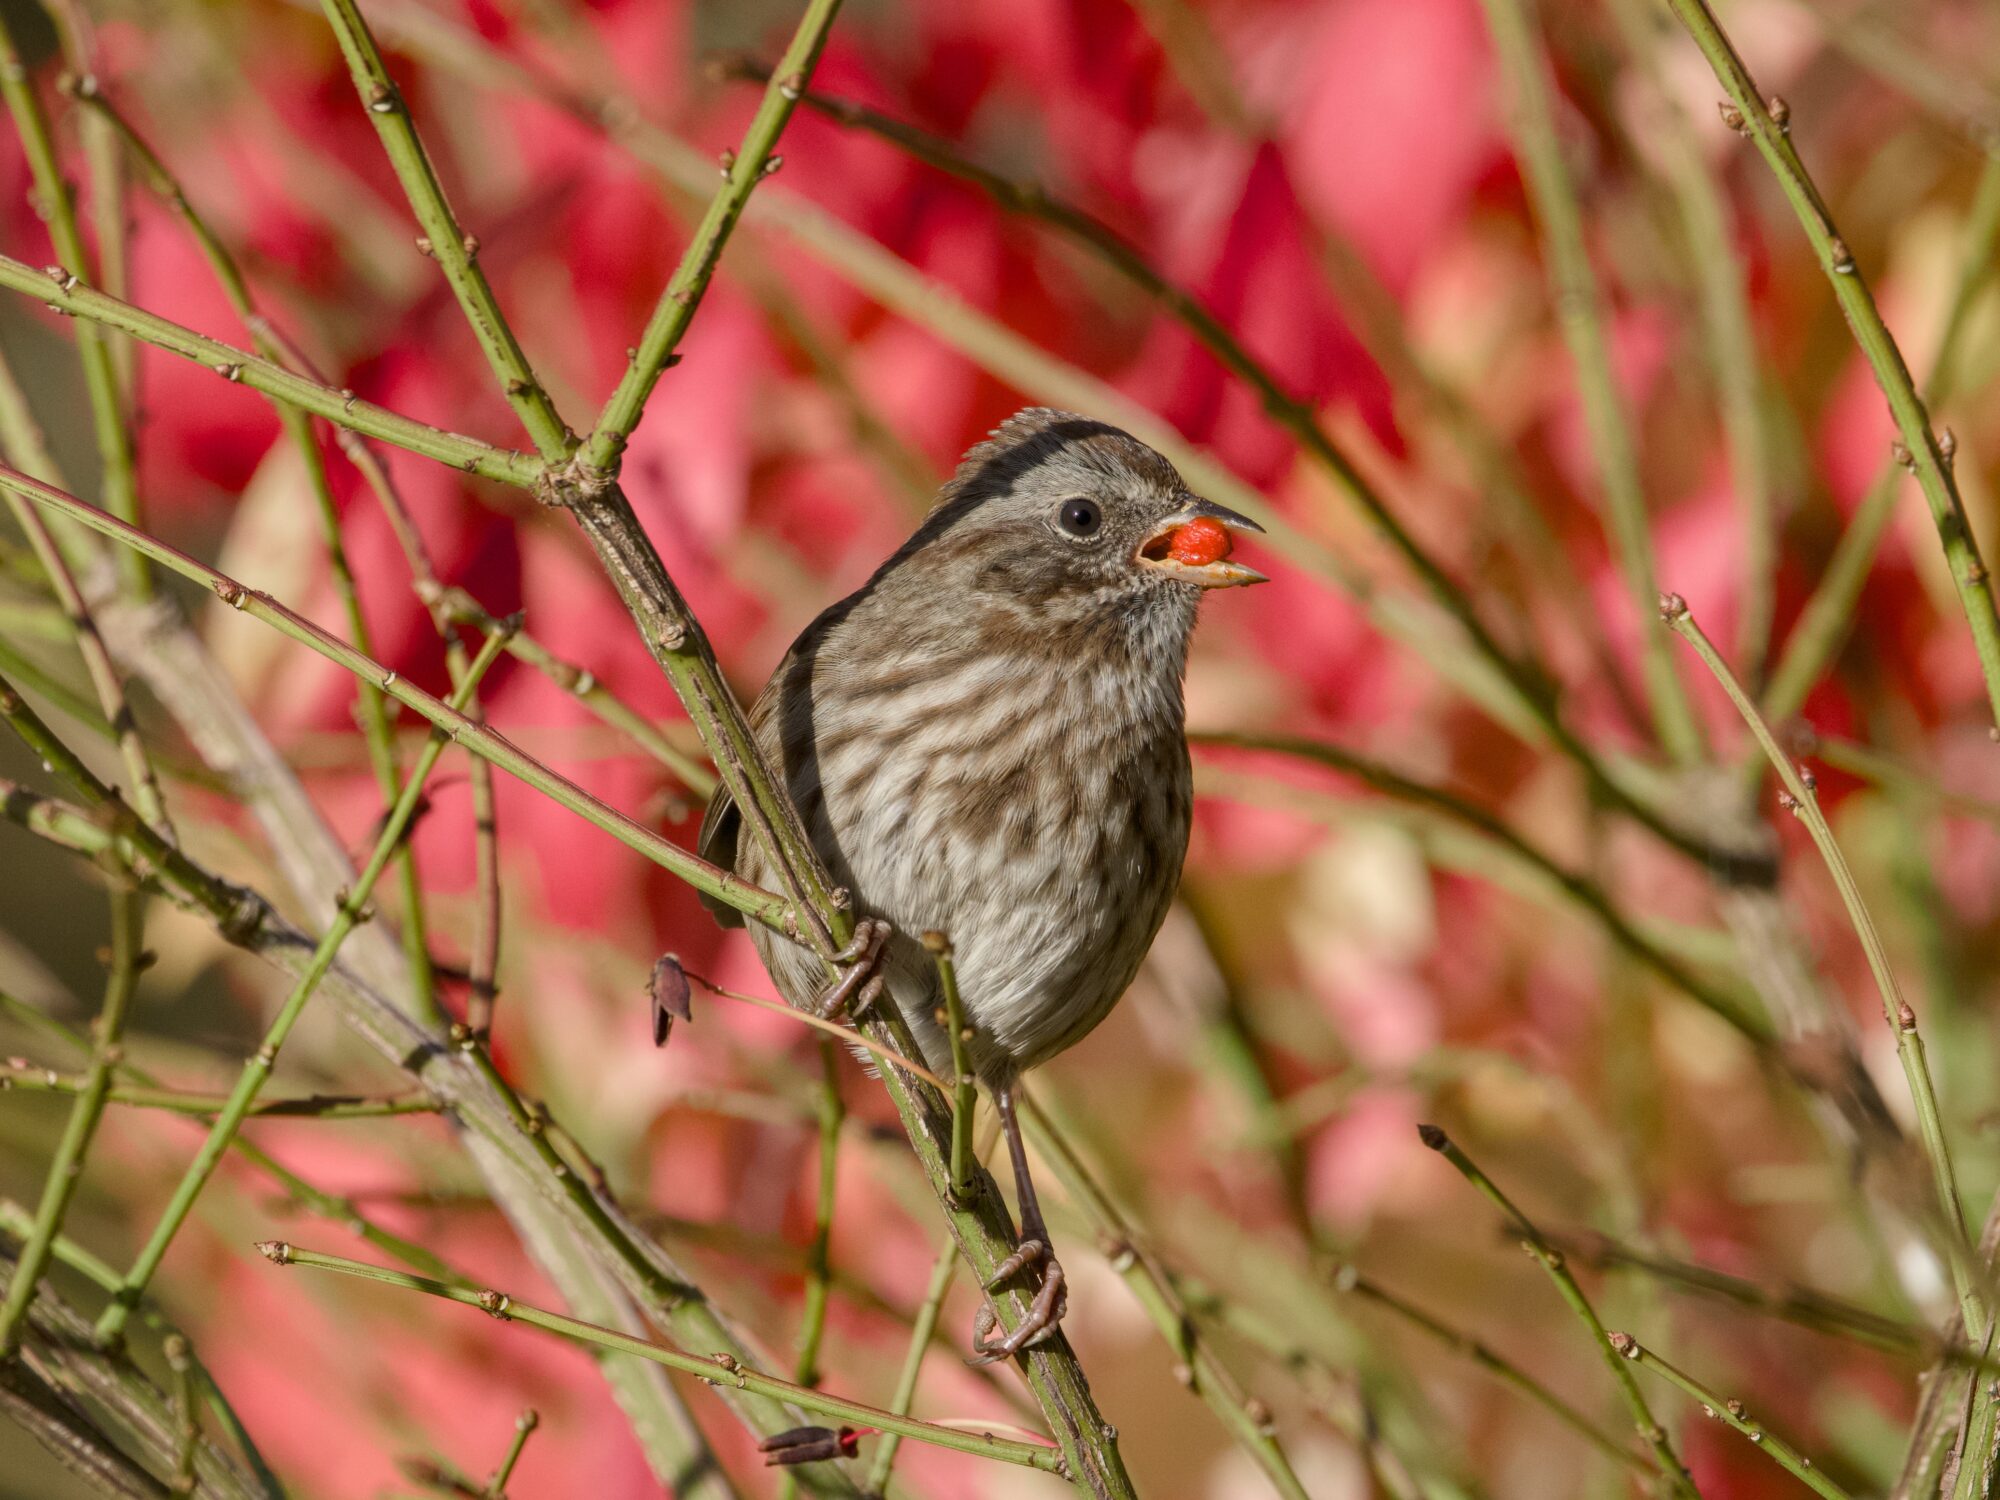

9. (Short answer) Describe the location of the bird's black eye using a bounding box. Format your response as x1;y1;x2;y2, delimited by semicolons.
1057;497;1102;538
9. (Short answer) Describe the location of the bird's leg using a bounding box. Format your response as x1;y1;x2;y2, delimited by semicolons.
969;1079;1068;1365
810;916;890;1019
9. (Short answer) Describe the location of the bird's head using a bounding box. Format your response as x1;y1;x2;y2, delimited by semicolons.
898;409;1266;632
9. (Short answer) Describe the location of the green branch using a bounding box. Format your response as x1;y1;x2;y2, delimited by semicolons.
1419;1125;1702;1497
0;15;145;595
577;0;844;474
1662;597;1982;1337
90;624;512;1347
1608;1333;1852;1499
0;463;789;929
317;0;570;457
0;883;143;1354
0;254;537;484
1477;0;1703;761
1660;0;2000;730
258;1241;1065;1476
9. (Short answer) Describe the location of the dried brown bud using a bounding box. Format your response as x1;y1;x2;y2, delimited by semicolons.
1718;101;1746;133
1657;591;1689;623
255;1240;293;1265
756;1426;866;1466
1416;1123;1449;1151
1891;439;1914;469
1939;428;1958;467
1607;1331;1639;1359
1897;1001;1917;1033
648;954;692;1047
1767;95;1790;129
1828;236;1855;274
477;1289;512;1319
1726;1398;1747;1420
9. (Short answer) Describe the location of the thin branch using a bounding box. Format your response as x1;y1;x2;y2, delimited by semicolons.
73;81;440;1013
0;15;146;596
0;253;537;484
0;463;789;928
485;1410;537;1498
1551;1226;1922;1355
0;882;143;1354
1603;0;1781;682
793;1038;843;1392
433;585;716;798
1660;0;2000;730
861;1232;958;1495
1195;732;1767;1039
1329;1265;1653;1472
924;933;979;1204
0;1064;440;1120
316;0;570;457
1024;1096;1318;1500
1418;1125;1702;1497
0;461;172;836
1608;1333;1853;1499
91;623;512;1347
578;0;844;473
1476;0;1704;761
1762;149;2000;727
258;1241;1066;1476
163;1333;199;1497
1662;596;1982;1336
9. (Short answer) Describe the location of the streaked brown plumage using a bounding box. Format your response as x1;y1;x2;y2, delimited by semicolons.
699;407;1263;1357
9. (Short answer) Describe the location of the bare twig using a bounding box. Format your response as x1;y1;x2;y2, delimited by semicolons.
1418;1125;1701;1497
1663;596;1981;1336
0;882;143;1354
1608;1332;1853;1499
259;1241;1065;1475
1661;0;2000;729
90;623;513;1346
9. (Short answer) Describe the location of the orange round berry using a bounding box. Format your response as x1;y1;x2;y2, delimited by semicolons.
1166;515;1232;566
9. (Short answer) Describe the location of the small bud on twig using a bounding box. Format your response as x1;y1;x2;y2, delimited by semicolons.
1718;101;1746;133
1767;95;1790;131
1607;1331;1639;1359
1657;592;1688;623
1939;428;1957;469
1828;236;1855;274
756;1425;868;1466
1416;1123;1449;1151
1891;439;1914;469
255;1240;293;1265
648;954;692;1047
1898;1001;1917;1033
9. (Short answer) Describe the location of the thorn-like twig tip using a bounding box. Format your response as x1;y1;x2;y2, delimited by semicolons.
1416;1123;1449;1151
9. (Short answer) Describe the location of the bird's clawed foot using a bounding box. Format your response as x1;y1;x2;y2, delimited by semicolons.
967;1239;1067;1365
812;917;890;1019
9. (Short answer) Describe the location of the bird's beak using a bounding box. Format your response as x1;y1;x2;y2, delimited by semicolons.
1134;497;1269;589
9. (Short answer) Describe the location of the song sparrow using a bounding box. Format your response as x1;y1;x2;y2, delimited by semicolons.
699;408;1263;1359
